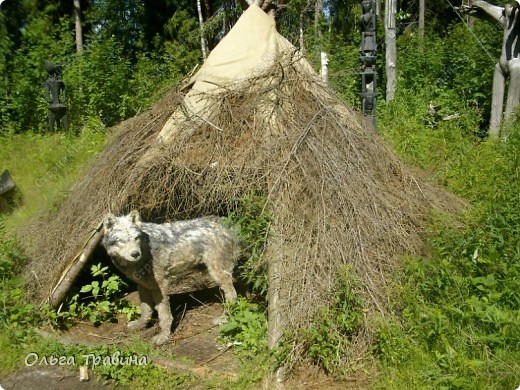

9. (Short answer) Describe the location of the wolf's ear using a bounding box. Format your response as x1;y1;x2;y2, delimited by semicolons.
103;213;116;232
128;209;142;226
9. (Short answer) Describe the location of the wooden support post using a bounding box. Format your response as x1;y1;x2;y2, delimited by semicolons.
267;252;284;384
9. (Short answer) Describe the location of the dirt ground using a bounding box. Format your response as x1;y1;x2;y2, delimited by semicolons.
1;289;363;389
1;289;240;390
0;366;113;390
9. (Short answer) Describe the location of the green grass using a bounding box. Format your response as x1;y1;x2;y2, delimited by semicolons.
0;331;25;378
373;92;520;389
0;125;105;231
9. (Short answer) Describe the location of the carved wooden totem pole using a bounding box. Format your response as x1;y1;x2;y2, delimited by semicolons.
360;0;377;126
463;0;520;137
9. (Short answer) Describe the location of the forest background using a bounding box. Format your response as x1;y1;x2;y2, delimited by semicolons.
0;0;519;388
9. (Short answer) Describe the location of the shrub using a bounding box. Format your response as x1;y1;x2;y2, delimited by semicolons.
374;125;520;388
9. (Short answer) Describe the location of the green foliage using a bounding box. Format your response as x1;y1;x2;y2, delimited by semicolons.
226;194;271;296
48;263;139;327
0;218;23;275
393;20;501;135
0;1;201;134
1;12;74;133
219;297;268;357
302;266;364;376
377;102;520;387
326;41;360;107
64;37;131;126
0;218;39;340
63;36;195;128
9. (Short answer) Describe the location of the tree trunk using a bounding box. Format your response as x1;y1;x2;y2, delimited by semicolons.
467;0;474;29
314;0;323;61
385;0;397;101
299;0;312;55
73;0;83;52
489;62;505;136
419;0;425;41
197;0;208;61
314;0;323;33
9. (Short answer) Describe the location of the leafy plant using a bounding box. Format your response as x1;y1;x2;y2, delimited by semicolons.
373;318;412;366
49;263;139;327
219;297;268;357
0;218;24;277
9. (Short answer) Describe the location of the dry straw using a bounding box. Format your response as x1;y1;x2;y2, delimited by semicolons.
21;51;461;365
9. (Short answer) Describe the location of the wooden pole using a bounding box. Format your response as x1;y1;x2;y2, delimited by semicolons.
47;223;104;308
385;0;397;101
267;249;284;383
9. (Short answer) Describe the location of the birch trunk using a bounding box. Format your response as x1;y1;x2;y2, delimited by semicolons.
73;0;83;52
314;0;323;65
385;0;397;101
376;0;381;17
320;51;328;83
299;0;312;55
197;0;208;61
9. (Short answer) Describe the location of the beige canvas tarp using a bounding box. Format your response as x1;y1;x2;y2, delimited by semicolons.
157;4;314;144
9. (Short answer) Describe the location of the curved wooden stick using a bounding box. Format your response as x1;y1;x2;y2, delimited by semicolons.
47;223;104;308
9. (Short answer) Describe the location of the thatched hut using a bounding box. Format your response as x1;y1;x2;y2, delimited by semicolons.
21;4;460;373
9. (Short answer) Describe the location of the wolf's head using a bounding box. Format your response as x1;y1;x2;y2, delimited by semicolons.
102;210;145;263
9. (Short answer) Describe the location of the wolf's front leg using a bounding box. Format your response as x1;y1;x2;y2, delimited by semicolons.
151;292;173;345
128;285;153;331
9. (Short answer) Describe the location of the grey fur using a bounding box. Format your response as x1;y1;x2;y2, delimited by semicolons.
101;210;240;345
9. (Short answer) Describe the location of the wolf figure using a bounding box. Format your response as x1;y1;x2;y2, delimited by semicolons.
101;210;240;345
